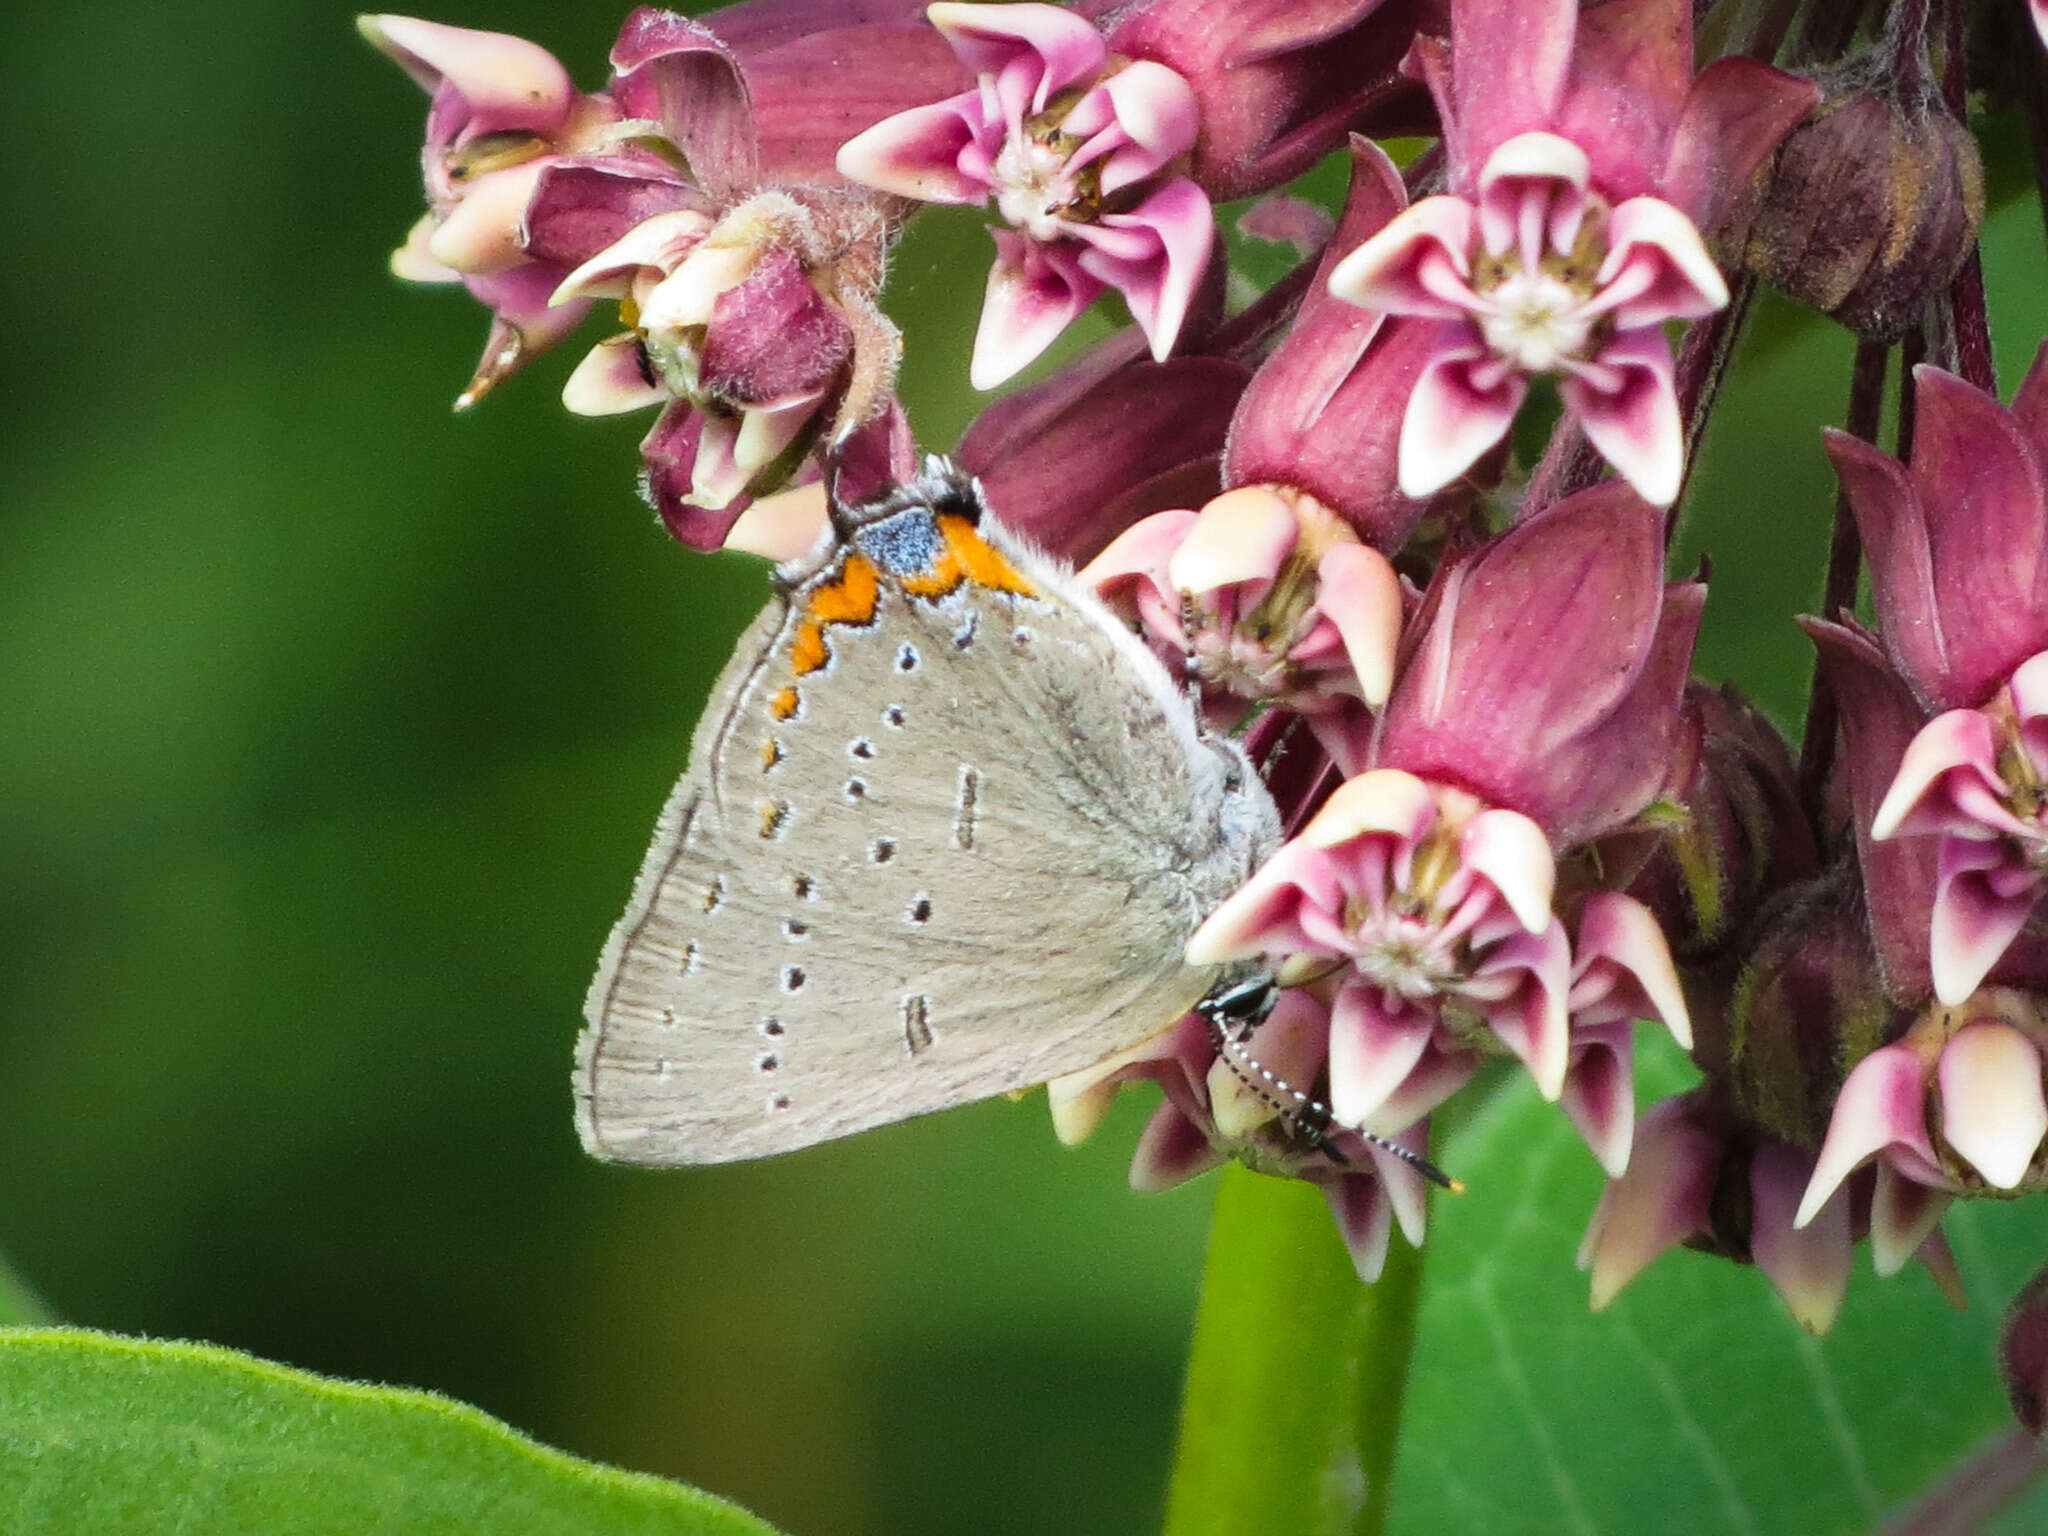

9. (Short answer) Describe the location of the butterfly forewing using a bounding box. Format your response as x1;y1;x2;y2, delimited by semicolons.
578;478;1267;1165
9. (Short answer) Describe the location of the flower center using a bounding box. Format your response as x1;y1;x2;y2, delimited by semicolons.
1476;268;1593;373
1354;918;1461;999
992;135;1080;241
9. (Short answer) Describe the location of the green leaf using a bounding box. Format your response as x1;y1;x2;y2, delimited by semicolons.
0;1329;782;1536
1385;1044;2048;1535
1164;1164;1425;1536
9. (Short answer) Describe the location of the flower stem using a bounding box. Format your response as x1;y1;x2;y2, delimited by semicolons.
1163;1165;1424;1536
1796;336;1890;819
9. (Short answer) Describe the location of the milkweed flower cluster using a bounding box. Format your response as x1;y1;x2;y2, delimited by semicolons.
366;0;2048;1416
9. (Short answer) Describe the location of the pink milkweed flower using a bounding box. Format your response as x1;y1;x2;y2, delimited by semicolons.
1045;994;1435;1282
1082;485;1404;773
552;190;895;528
1794;992;2048;1260
1323;0;1817;505
361;14;631;406
1576;1091;1961;1333
1827;347;2048;1003
834;2;1214;388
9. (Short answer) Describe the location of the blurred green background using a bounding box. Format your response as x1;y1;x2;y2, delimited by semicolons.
2;3;2046;1533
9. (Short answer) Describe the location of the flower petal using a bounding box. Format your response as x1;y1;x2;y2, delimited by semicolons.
561;334;666;416
1398;329;1526;496
1591;196;1728;326
1459;808;1557;935
1560;324;1684;507
1315;542;1403;709
1869;1161;1953;1278
1579;1095;1717;1309
1750;1140;1851;1334
970;232;1103;389
1938;1023;2048;1189
1795;1043;1937;1229
1327;983;1436;1128
1079;178;1216;363
833;93;992;202
360;14;572;130
1326;197;1480;320
1166;485;1297;595
1931;837;2043;1007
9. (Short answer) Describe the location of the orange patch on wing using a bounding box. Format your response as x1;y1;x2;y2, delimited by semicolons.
899;514;1038;600
769;686;801;720
789;553;882;676
761;737;784;770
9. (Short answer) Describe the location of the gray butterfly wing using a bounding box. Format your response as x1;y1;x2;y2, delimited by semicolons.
578;517;1274;1166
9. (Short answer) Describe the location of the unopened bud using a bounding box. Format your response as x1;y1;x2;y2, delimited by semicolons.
1744;57;1984;341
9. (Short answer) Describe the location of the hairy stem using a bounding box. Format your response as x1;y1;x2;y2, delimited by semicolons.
1163;1166;1425;1536
1796;337;1889;817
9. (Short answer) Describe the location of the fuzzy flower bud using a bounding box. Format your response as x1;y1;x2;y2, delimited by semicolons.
1744;55;1984;342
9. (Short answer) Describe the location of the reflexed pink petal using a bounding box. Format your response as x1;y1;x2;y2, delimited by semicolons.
723;483;830;563
1472;920;1573;1099
1324;1173;1395;1282
561;335;665;416
426;162;547;275
928;2;1107;111
1315;542;1402;709
1166;486;1297;594
1129;1100;1226;1191
1368;1125;1434;1247
1326;197;1481;320
360;15;573;130
641;406;746;549
1823;427;1949;705
1045;1023;1183;1144
1571;892;1691;1048
1561;325;1683;506
1580;1096;1717;1309
1562;1024;1634;1177
1459;809;1557;934
1591;198;1728;326
833;94;991;202
2012;650;2048;723
455;265;591;410
2035;0;2048;49
1184;837;1356;965
1399;331;1527;496
1870;1162;1953;1277
1327;984;1436;1128
1549;0;1693;200
1795;1043;1938;1228
1362;1043;1478;1136
731;398;821;474
1871;710;1999;840
1750;1140;1851;1334
1916;1226;1968;1308
971;233;1103;389
1938;1023;2048;1188
1079;179;1216;363
1931;838;2042;1006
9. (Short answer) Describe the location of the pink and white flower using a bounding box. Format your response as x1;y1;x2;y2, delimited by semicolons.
1828;347;2048;1002
1083;485;1404;772
1323;0;1817;505
361;14;629;405
1795;992;2048;1248
835;2;1214;387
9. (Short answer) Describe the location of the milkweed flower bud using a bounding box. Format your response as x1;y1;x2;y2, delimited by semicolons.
1745;54;1984;342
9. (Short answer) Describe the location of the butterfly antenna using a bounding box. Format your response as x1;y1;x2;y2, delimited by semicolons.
1199;1016;1464;1193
